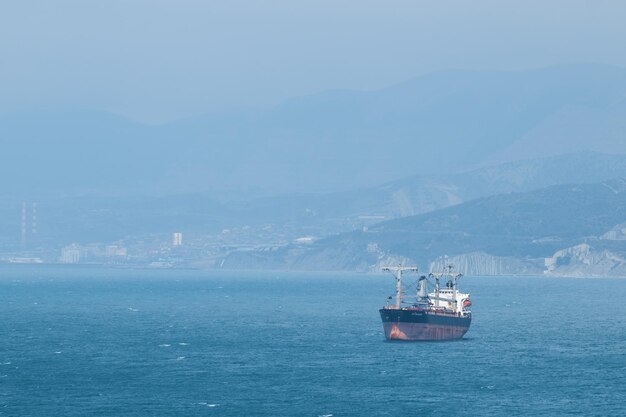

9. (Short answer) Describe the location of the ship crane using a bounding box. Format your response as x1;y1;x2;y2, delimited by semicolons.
382;266;418;309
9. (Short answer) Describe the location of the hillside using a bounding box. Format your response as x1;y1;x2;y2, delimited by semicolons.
221;178;626;275
236;152;626;226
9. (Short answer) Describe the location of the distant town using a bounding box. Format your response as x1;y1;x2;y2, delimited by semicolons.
3;225;308;270
0;200;335;269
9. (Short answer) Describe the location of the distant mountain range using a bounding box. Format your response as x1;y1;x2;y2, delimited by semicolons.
3;63;626;276
2;63;626;197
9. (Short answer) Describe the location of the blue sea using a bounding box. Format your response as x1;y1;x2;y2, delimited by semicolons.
1;265;625;416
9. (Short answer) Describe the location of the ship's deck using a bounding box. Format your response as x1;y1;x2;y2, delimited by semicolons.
381;305;471;318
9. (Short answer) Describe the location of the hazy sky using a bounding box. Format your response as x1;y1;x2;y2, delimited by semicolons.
1;0;625;123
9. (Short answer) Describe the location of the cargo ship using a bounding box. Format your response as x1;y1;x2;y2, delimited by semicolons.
379;265;472;341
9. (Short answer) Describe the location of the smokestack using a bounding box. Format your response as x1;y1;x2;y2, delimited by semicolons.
31;202;37;241
417;276;428;299
21;202;27;247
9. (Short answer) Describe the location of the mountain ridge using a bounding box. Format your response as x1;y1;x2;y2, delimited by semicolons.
2;63;626;196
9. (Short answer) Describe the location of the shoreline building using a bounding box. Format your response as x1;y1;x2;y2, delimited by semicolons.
60;244;81;264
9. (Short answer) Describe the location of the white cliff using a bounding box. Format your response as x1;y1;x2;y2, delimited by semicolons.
601;223;626;240
544;243;626;277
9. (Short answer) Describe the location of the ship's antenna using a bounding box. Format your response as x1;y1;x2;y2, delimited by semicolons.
382;265;419;309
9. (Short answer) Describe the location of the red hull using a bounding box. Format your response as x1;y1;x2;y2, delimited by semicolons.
383;322;469;341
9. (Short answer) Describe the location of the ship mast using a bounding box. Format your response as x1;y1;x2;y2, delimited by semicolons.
448;264;456;309
382;266;419;308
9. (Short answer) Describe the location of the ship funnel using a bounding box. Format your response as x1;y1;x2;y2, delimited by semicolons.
417;276;428;299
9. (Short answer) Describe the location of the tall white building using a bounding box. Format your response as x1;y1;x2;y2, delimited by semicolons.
172;232;183;246
60;245;80;264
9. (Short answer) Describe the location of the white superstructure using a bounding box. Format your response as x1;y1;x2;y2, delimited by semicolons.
427;265;472;316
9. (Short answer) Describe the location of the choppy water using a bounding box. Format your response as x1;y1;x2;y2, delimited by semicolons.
1;265;625;416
